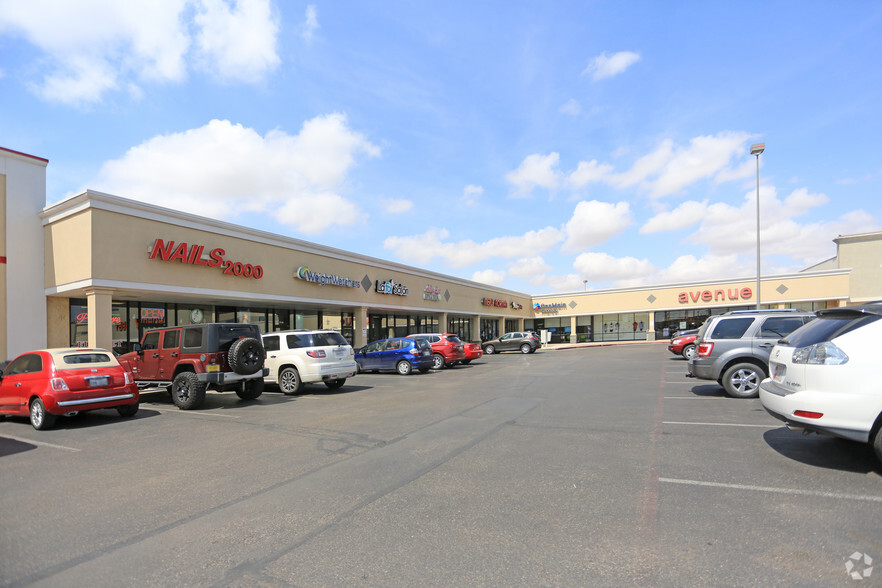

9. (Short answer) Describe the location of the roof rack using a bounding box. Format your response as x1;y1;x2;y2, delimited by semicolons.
725;308;803;315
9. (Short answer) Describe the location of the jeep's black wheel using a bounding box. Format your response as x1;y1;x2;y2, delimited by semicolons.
462;359;472;365
722;362;765;398
279;367;302;395
30;398;57;430
117;403;139;417
431;354;445;370
484;344;496;355
172;371;207;410
228;337;265;375
418;366;431;373
325;379;346;390
236;378;264;400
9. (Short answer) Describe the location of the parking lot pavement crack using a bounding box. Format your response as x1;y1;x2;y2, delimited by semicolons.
17;396;542;587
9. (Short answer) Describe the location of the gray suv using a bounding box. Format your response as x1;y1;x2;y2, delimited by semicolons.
686;309;815;398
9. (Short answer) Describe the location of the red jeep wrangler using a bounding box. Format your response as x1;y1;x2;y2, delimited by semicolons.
118;323;268;410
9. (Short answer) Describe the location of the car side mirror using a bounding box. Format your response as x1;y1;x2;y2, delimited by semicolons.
134;343;143;354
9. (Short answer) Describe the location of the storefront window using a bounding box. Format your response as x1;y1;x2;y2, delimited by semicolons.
296;311;319;330
176;305;211;327
448;317;472;341
238;308;268;333
576;316;593;343
69;299;88;348
480;318;499;342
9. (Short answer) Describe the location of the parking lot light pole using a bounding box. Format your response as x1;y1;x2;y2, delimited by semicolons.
750;142;765;310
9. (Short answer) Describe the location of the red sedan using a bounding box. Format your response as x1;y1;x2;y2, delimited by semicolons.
462;342;483;364
667;331;698;360
0;348;139;430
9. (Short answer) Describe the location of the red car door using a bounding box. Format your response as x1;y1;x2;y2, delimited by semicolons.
158;329;182;379
0;353;46;416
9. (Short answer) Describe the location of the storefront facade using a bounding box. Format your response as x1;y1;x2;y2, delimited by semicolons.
40;190;533;353
2;146;880;359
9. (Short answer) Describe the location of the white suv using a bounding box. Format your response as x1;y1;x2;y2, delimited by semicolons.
760;302;882;462
262;330;357;395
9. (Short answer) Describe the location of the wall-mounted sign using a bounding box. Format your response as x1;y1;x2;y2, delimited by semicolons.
295;266;361;288
677;287;753;304
376;279;409;296
148;239;263;279
424;285;442;301
482;297;508;308
510;301;523;310
534;302;566;313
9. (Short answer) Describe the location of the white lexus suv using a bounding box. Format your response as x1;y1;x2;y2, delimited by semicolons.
760;302;882;462
261;330;357;395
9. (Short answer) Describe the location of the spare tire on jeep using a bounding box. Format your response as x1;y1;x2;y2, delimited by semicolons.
228;337;266;375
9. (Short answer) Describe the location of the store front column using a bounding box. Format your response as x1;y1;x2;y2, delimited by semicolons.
85;287;114;350
570;316;577;343
355;306;369;348
470;316;480;343
647;313;656;341
438;312;448;333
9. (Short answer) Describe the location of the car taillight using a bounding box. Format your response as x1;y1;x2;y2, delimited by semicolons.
409;348;420;356
124;372;134;385
50;377;69;391
697;342;714;357
791;342;848;365
306;350;326;358
794;410;823;419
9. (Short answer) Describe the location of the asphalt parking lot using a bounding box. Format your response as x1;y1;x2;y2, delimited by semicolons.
1;343;880;587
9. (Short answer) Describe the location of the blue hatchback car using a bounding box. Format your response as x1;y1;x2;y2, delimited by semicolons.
355;338;433;375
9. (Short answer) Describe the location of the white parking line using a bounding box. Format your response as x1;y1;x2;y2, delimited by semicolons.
660;477;882;503
1;434;80;452
663;421;774;428
663;396;726;400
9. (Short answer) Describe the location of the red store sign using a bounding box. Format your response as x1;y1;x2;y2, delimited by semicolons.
678;287;753;304
482;297;508;308
149;239;263;279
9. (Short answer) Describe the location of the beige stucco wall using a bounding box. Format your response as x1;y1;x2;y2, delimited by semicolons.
835;233;882;303
1;172;6;362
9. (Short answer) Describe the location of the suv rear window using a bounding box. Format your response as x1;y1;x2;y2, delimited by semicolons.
446;335;462;344
218;325;260;346
709;317;754;339
785;313;880;348
183;327;203;348
286;332;349;348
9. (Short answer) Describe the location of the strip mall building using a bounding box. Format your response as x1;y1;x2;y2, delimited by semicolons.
3;147;880;360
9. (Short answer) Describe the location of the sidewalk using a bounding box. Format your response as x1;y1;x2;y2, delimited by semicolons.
543;339;667;351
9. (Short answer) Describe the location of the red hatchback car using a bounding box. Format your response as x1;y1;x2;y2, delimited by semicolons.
0;348;139;430
462;342;483;364
667;330;698;360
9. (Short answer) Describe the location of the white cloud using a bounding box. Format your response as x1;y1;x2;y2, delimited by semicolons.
384;227;564;269
582;51;641;81
573;251;655;285
567;160;614;189
462;184;483;206
0;0;280;105
545;273;587;292
471;269;506;286
559;99;581;116
301;4;319;41
640;200;709;234
194;0;280;83
562;200;632;252
505;152;561;198
91;114;380;235
654;253;748;284
381;198;413;214
648;132;753;198
609;140;674;189
508;256;553;284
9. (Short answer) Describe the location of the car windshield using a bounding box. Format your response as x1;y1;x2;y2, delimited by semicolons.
55;351;117;369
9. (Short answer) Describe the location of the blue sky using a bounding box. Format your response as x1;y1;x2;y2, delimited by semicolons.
2;1;880;294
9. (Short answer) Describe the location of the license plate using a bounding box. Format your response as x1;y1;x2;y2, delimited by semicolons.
206;364;220;372
87;375;109;387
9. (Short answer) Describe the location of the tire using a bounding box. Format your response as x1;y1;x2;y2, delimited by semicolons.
681;344;696;361
325;379;346;390
872;425;882;463
396;361;412;375
228;337;265;375
721;362;765;398
418;366;431;374
171;371;207;410
30;398;57;430
520;343;531;354
236;378;264;400
117;403;139;417
431;354;445;370
462;359;472;365
484;344;496;355
279;367;302;395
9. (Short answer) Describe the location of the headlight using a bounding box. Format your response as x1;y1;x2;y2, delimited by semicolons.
792;342;849;365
